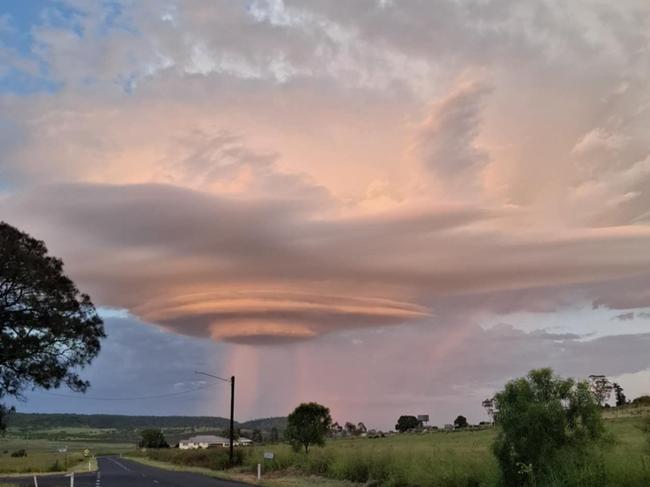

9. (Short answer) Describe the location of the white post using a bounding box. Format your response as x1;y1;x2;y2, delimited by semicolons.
33;475;38;487
257;463;261;480
89;460;91;471
70;472;74;487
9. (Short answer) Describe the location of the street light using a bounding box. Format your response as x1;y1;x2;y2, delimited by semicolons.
195;371;235;467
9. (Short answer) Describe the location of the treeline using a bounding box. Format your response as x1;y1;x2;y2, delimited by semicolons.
6;413;287;432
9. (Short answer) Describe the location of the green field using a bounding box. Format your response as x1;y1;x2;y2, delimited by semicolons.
0;437;133;474
2;413;649;486
135;415;650;487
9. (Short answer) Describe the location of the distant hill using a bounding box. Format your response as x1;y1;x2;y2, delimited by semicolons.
6;413;286;432
239;416;287;431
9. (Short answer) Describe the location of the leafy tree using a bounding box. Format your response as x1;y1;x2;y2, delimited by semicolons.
344;421;357;436
0;222;105;429
270;426;279;443
613;382;627;407
482;397;495;421
632;395;650;406
588;375;613;406
493;368;604;487
395;415;419;432
285;402;332;453
357;422;367;434
138;429;169;448
454;415;468;429
251;429;263;443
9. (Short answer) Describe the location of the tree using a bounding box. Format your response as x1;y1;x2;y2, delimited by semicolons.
632;395;650;406
344;421;357;436
270;427;279;443
613;382;627;407
138;429;169;448
395;415;419;433
285;402;332;453
588;375;613;406
454;415;468;429
251;429;263;443
357;422;367;434
0;222;105;429
482;397;495;421
493;368;604;486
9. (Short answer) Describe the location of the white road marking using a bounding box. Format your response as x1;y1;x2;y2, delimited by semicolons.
105;457;131;472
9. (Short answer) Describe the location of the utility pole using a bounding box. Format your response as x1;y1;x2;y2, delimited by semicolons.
229;375;235;467
195;371;236;467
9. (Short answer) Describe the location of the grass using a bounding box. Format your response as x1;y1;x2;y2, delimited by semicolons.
0;437;132;474
126;455;362;487
133;415;650;487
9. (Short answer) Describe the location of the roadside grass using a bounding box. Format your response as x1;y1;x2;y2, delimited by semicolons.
0;437;132;474
133;415;650;487
126;455;358;487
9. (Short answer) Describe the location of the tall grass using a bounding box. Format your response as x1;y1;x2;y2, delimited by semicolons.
135;417;650;487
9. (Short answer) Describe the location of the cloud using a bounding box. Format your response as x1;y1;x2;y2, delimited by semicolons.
413;81;491;197
613;312;634;321
4;183;650;343
2;0;650;427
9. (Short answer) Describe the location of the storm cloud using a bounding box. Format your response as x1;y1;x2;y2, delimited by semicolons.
1;0;650;424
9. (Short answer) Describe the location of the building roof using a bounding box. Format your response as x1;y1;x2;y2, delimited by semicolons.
183;435;230;444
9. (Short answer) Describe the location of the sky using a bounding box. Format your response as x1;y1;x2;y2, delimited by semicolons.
1;0;650;430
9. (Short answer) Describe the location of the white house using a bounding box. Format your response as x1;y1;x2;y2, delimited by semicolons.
179;435;230;449
236;437;253;447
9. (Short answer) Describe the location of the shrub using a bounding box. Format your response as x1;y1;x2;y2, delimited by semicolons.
493;368;604;487
10;449;26;458
138;429;169;448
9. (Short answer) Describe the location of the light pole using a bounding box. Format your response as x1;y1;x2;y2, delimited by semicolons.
195;371;235;467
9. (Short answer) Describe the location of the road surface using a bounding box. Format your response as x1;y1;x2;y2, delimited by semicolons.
0;456;250;487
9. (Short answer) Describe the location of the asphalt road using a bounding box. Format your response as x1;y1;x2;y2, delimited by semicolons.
0;456;250;487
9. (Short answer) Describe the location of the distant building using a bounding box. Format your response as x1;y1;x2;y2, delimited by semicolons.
178;435;256;449
179;435;230;449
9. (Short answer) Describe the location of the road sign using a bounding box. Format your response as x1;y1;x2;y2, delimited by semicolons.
83;448;90;457
263;451;274;460
58;447;68;453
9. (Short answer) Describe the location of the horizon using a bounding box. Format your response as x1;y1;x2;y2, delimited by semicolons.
1;0;649;432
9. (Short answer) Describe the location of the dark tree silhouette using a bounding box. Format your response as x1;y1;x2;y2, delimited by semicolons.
454;415;468;429
285;402;332;453
270;426;279;443
588;375;613;406
613;382;627;407
482;397;495;421
138;429;169;448
0;222;105;429
251;429;263;443
395;415;419;432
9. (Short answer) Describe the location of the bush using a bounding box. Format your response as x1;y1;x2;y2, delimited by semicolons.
138;429;169;449
10;449;26;458
493;368;605;487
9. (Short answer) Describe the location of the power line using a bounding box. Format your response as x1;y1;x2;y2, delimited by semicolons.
32;380;225;401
